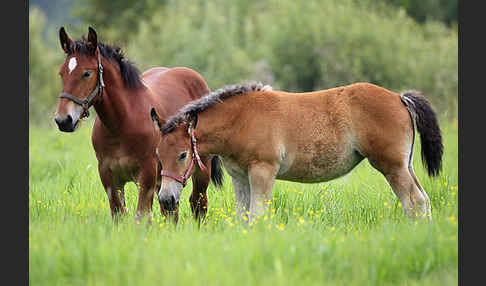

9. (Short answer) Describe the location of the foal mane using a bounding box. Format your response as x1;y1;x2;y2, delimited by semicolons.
162;81;272;135
67;38;143;89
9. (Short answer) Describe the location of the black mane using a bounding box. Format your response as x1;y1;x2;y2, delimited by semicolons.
162;81;272;135
68;38;143;89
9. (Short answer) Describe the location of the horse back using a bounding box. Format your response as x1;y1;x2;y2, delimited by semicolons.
142;67;210;118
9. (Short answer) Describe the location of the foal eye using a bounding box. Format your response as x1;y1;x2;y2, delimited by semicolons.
83;71;91;78
178;152;187;161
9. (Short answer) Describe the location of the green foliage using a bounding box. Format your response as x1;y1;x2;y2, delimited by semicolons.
72;0;167;45
128;0;457;116
382;0;458;25
29;122;458;285
29;0;458;125
29;7;63;124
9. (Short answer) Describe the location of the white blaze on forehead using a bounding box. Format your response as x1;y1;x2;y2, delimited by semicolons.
68;57;77;74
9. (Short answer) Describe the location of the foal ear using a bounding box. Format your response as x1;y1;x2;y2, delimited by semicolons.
150;107;163;132
59;27;73;54
87;27;98;53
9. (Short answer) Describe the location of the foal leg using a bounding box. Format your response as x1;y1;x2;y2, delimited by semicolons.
232;176;251;219
189;167;210;222
409;166;432;218
248;163;278;222
381;166;428;219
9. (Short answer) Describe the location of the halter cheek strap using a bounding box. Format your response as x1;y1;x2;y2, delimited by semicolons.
160;131;207;187
59;49;105;118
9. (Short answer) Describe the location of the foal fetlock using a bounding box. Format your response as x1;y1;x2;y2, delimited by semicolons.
410;192;430;220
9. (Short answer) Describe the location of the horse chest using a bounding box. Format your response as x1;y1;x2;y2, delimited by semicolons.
101;153;140;180
94;129;149;182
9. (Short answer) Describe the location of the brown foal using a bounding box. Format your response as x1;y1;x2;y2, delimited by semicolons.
54;27;222;223
151;82;443;222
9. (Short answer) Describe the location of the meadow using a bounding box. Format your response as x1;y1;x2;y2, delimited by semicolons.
29;119;457;286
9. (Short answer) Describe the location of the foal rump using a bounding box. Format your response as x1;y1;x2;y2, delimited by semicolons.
400;91;443;177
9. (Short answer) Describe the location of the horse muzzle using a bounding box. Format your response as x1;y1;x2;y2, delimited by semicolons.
54;114;79;132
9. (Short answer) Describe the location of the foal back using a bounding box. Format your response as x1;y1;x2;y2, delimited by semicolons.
234;82;414;183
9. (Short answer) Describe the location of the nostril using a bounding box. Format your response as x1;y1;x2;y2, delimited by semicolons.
54;115;75;132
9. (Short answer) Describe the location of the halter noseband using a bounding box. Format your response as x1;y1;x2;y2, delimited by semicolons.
59;49;105;119
160;130;207;187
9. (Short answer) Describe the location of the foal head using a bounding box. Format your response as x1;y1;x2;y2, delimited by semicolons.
54;27;103;132
151;108;200;211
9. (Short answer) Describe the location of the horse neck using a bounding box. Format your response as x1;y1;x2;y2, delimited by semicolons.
93;63;145;135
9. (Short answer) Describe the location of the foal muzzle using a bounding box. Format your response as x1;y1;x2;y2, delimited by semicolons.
158;191;180;211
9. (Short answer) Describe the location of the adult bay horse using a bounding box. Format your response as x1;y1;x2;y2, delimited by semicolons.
150;82;443;221
54;27;223;223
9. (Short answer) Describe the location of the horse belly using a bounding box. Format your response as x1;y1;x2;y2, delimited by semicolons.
277;141;363;183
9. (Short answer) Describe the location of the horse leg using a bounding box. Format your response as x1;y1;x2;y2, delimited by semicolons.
248;163;278;222
134;163;158;224
189;167;210;222
98;165;127;221
232;176;251;219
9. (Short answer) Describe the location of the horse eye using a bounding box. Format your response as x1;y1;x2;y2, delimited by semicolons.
83;71;91;78
178;152;187;161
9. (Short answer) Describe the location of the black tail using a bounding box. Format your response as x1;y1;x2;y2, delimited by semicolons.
210;156;224;188
400;91;443;177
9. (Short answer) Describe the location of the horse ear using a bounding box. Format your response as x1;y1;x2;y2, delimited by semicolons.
150;108;163;132
87;27;98;53
59;27;73;54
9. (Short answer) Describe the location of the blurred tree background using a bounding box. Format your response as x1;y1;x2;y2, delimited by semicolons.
29;0;458;126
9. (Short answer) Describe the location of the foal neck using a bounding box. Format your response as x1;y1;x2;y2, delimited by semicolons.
194;105;240;157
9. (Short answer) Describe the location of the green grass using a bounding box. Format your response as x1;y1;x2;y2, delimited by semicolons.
29;119;458;286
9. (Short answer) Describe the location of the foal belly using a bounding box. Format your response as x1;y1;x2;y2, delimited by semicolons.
277;143;364;183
